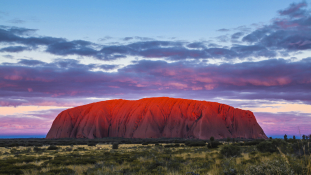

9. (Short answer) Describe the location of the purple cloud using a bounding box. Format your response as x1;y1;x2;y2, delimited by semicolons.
279;2;308;18
0;57;311;107
255;112;311;136
0;108;64;135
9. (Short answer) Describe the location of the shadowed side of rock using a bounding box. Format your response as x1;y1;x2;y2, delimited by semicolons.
46;97;268;139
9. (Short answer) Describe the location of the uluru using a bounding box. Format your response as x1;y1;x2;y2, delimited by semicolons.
46;97;268;139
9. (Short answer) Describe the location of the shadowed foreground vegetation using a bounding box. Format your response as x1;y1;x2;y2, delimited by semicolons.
0;138;310;175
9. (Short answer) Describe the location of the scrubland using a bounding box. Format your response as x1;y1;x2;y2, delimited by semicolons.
0;138;310;175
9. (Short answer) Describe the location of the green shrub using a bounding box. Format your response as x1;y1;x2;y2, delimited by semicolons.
220;144;241;157
240;139;265;146
0;168;23;175
47;145;58;150
164;143;180;148
34;146;43;152
142;142;149;145
207;141;222;148
256;141;277;153
271;139;287;147
112;143;119;149
10;148;18;154
185;141;206;147
65;147;73;151
244;158;294;175
87;143;96;146
46;168;75;175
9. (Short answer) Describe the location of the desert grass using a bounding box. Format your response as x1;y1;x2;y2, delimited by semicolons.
0;140;310;175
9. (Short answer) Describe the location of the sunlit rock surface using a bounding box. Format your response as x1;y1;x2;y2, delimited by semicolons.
46;97;267;139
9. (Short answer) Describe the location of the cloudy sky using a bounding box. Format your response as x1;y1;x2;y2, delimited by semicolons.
0;0;311;138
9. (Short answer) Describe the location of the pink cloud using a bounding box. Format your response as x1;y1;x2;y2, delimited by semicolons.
0;109;63;135
4;75;23;81
255;112;311;136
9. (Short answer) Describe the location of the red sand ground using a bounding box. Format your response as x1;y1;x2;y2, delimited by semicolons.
46;97;267;139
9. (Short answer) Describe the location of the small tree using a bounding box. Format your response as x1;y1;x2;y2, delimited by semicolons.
284;134;288;141
302;135;306;140
293;135;296;140
210;136;215;142
269;137;272;140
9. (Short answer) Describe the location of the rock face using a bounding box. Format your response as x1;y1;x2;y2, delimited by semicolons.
46;97;267;139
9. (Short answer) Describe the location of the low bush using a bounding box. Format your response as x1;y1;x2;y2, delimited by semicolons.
256;141;277;153
47;145;58;150
185;141;206;147
244;158;294;175
220;144;241;157
142;142;149;145
87;143;96;146
45;168;75;175
207;141;222;148
164;143;180;148
241;139;265;146
112;143;119;149
34;146;44;152
10;148;18;154
65;147;73;151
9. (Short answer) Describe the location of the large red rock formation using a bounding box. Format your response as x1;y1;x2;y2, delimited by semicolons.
46;97;267;139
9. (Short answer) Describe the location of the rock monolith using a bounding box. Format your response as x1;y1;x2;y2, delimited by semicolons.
46;97;267;139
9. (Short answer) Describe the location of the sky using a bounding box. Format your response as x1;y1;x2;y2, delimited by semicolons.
0;0;311;138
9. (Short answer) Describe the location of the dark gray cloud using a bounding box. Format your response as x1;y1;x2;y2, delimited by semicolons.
46;40;97;57
0;25;281;61
0;26;37;36
187;42;207;49
99;64;119;70
231;32;244;40
123;37;134;41
242;2;311;52
0;46;30;53
18;59;46;66
217;28;230;32
0;2;310;62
